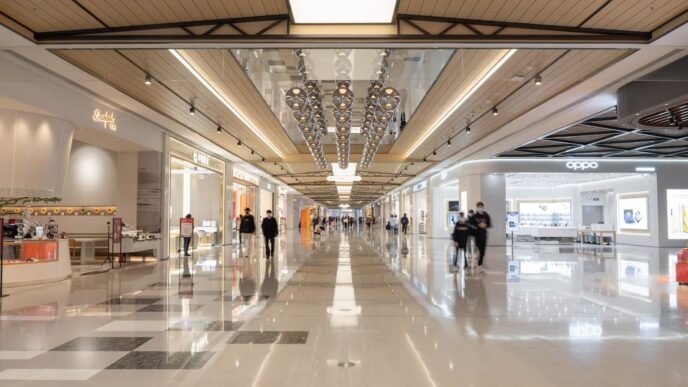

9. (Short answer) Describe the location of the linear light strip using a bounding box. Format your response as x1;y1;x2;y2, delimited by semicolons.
169;49;284;158
404;49;517;158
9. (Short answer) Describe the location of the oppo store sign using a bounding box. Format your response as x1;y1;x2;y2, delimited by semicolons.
565;161;598;171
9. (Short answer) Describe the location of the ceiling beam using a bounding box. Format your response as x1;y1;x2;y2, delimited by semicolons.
27;13;650;45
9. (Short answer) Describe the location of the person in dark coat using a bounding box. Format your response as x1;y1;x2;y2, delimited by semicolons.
400;213;409;234
261;210;278;258
451;212;470;269
239;207;256;257
468;202;491;272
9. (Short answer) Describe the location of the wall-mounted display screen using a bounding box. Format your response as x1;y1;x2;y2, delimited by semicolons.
617;193;649;232
667;189;688;239
517;200;571;227
447;200;460;212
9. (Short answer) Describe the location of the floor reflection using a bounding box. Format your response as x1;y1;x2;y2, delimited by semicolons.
1;226;687;386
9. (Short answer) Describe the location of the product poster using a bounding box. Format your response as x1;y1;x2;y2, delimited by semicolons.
506;212;520;232
667;189;688;239
617;194;649;232
112;217;122;243
180;217;194;238
447;212;459;228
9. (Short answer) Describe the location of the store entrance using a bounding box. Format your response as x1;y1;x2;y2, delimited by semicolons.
169;157;223;254
232;180;256;243
505;172;648;245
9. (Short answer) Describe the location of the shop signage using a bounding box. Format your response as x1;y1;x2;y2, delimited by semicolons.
192;150;210;166
506;212;520;232
180;217;194;238
92;108;117;131
565;161;598;171
507;260;521;282
412;180;427;192
112;217;123;243
233;169;258;185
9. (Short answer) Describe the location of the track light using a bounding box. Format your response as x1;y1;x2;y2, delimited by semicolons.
251;150;254;155
216;125;222;133
189;106;195;115
534;75;542;86
466;126;471;134
237;140;242;146
433;150;437;156
262;158;265;162
492;107;499;116
447;139;452;146
144;73;152;85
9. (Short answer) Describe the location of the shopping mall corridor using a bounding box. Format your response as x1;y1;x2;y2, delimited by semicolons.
1;226;688;386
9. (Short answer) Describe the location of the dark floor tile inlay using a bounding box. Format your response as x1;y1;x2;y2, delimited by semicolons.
168;320;243;331
136;304;203;312
100;297;162;305
106;351;214;369
51;337;152;351
228;331;309;344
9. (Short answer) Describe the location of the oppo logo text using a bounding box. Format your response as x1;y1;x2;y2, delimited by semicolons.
566;161;598;170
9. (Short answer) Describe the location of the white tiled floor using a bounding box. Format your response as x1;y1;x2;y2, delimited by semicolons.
1;226;688;385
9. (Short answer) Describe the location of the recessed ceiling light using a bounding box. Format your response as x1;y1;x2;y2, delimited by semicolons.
289;0;396;24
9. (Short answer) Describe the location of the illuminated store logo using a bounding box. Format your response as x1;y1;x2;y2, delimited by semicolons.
92;108;117;131
192;150;210;166
412;180;427;192
566;161;598;171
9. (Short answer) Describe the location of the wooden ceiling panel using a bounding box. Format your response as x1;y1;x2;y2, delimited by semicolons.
390;49;506;154
0;0;103;32
54;48;292;162
416;49;630;161
397;0;687;32
0;0;288;33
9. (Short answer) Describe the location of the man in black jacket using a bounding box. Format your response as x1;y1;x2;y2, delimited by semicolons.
239;207;256;257
261;210;278;258
400;213;409;235
469;202;491;273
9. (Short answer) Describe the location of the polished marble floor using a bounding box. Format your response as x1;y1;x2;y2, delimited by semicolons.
1;226;688;386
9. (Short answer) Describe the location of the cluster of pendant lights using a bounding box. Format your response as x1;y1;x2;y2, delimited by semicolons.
332;49;355;170
360;49;400;169
285;49;329;169
285;49;400;170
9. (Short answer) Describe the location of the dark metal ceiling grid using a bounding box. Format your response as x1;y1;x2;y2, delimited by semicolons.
499;109;688;158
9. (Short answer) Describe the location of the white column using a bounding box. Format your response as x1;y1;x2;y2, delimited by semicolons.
161;134;171;259
223;161;234;245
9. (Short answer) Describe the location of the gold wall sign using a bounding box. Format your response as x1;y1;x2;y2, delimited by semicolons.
92;108;117;131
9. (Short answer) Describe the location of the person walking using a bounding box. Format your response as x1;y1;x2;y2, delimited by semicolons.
312;215;320;232
390;215;399;235
400;213;409;235
261;210;278;259
451;212;470;269
469;202;491;273
366;215;372;230
239;207;256;258
182;213;192;256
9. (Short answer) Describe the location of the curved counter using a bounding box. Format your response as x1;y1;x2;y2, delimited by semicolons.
2;239;72;287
